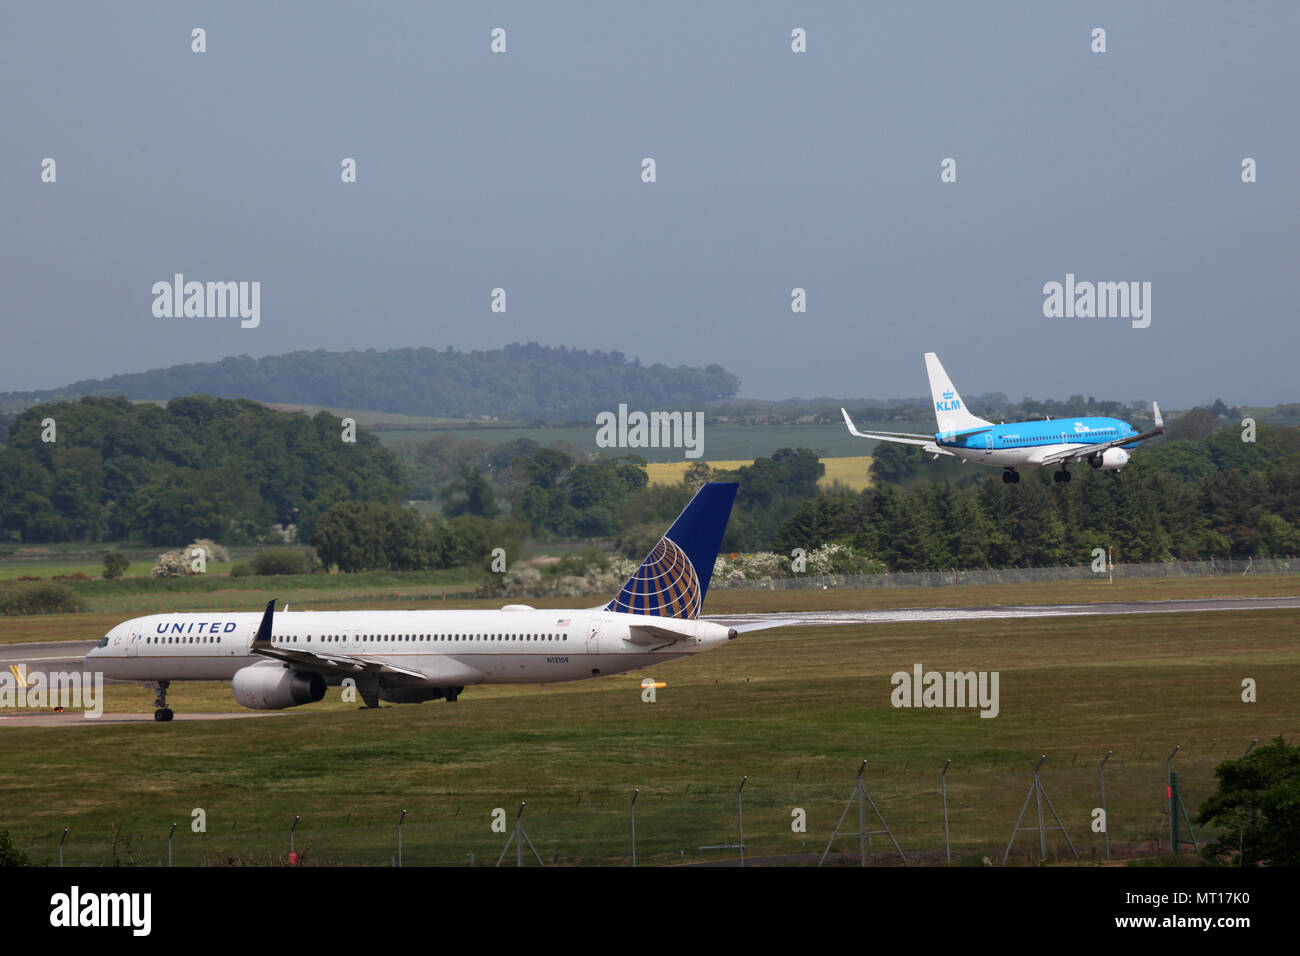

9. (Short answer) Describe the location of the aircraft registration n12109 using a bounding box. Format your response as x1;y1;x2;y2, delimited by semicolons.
84;483;789;721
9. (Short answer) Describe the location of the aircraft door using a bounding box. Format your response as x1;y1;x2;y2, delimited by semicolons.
126;627;140;657
586;619;601;656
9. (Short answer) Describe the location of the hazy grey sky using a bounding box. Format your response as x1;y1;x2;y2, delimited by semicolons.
4;2;1297;407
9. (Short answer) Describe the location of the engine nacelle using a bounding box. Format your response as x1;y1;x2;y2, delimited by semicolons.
1089;448;1130;470
232;662;326;710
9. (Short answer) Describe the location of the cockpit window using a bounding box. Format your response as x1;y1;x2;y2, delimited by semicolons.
96;636;109;648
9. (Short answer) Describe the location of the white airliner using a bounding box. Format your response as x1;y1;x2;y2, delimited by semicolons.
85;483;782;721
842;352;1163;483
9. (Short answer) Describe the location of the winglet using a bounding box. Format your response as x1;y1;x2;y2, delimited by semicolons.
1153;401;1163;430
841;407;868;438
252;600;276;648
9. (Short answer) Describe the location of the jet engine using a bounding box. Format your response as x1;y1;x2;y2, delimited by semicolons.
232;662;326;710
1089;448;1130;471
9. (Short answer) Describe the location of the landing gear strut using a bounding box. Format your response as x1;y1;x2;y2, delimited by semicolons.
1001;469;1020;484
153;680;174;722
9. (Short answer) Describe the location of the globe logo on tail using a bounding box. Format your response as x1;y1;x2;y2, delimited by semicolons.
605;536;702;618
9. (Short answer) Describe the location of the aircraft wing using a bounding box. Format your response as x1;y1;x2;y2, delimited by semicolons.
841;409;958;457
1038;402;1164;466
248;601;429;683
1037;425;1165;466
840;408;931;442
251;643;429;681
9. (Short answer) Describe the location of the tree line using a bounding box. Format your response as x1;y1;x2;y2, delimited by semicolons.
0;395;403;545
0;343;741;423
2;393;1296;575
777;424;1300;569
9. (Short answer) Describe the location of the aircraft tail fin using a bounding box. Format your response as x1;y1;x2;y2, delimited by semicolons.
605;482;737;619
925;352;992;434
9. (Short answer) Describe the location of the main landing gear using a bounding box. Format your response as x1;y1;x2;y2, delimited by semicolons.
153;680;174;722
1052;468;1072;483
1001;469;1020;484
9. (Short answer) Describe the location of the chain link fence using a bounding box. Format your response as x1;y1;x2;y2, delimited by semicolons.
712;556;1300;592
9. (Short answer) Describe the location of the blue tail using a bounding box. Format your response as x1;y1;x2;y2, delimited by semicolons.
605;482;738;619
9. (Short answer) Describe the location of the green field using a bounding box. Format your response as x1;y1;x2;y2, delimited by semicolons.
1;582;1296;867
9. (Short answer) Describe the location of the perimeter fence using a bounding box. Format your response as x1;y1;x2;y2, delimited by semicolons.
12;742;1287;867
713;556;1300;592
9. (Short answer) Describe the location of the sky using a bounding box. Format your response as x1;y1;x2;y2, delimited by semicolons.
4;1;1298;408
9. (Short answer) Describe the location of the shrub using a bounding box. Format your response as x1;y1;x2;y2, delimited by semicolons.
190;538;231;562
0;582;84;615
249;549;313;576
0;830;32;867
151;550;192;578
102;551;129;579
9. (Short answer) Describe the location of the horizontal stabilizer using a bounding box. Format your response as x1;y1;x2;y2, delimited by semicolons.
625;621;696;645
727;619;798;634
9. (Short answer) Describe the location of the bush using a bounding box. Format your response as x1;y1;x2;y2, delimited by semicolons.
249;549;314;576
1197;736;1300;866
102;551;129;579
229;562;253;577
0;830;32;867
0;581;84;615
151;550;192;578
152;540;230;577
190;538;231;563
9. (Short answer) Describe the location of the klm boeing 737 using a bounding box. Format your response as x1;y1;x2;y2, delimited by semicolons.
842;353;1163;484
84;483;784;720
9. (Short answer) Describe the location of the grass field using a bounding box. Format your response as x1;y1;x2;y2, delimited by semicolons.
1;583;1296;866
646;456;874;491
2;573;1298;646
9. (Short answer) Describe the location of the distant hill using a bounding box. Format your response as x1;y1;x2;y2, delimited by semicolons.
0;344;741;422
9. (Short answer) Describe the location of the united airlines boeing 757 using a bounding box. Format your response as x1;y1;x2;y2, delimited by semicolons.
85;483;783;721
842;353;1163;484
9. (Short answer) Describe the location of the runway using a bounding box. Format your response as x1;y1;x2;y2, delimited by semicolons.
708;594;1300;628
0;710;285;727
1;596;1295;677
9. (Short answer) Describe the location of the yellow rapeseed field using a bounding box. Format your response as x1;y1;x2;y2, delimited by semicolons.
644;457;873;491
